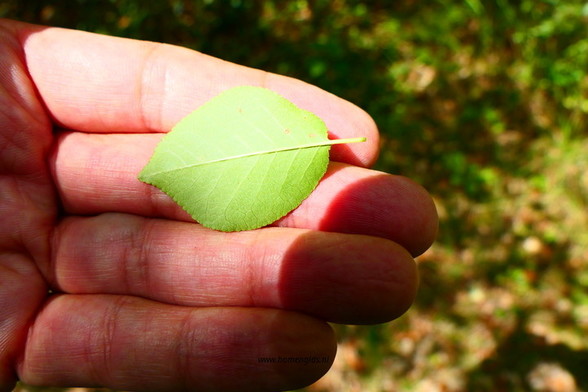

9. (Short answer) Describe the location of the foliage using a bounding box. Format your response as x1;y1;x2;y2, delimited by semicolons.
4;0;588;391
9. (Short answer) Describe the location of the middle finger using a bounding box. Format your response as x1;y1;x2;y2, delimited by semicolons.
51;131;438;256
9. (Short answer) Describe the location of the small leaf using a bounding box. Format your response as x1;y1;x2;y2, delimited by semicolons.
138;86;365;232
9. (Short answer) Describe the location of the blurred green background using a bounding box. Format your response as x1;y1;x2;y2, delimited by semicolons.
3;0;588;391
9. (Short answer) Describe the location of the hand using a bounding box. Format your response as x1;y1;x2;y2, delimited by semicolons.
0;19;437;392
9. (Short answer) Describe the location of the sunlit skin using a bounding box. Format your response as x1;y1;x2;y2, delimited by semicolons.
0;19;438;392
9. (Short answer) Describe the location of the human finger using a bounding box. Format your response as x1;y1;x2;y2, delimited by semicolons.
9;20;378;167
51;132;438;256
19;295;336;392
48;213;418;325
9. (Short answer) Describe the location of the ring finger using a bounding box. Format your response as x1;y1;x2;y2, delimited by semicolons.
49;213;417;325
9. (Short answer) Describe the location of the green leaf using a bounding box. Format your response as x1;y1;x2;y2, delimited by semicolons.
138;86;365;232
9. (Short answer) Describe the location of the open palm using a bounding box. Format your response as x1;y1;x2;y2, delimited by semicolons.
0;20;437;392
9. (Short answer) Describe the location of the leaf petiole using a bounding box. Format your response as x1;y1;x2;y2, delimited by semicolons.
325;137;367;145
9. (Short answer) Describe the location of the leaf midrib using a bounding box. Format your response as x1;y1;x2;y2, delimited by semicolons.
143;137;366;177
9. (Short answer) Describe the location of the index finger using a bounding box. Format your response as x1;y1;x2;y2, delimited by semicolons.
11;20;379;167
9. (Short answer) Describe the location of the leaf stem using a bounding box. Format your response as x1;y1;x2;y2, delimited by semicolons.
326;137;367;145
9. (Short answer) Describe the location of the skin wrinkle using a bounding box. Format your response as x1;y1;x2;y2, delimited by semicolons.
137;303;175;384
0;109;34;170
0;47;38;136
156;236;187;306
12;182;34;252
243;229;282;308
229;233;266;305
111;218;160;299
96;299;116;387
175;311;198;391
244;232;261;308
0;178;23;250
47;220;66;291
74;299;102;387
174;309;258;389
176;310;222;390
134;219;158;297
138;43;168;134
97;296;135;387
163;225;216;305
10;279;44;387
120;218;146;295
0;46;51;178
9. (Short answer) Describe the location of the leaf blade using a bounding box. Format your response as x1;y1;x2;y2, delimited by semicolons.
138;86;364;232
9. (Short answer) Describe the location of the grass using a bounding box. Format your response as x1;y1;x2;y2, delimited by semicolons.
4;1;588;391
